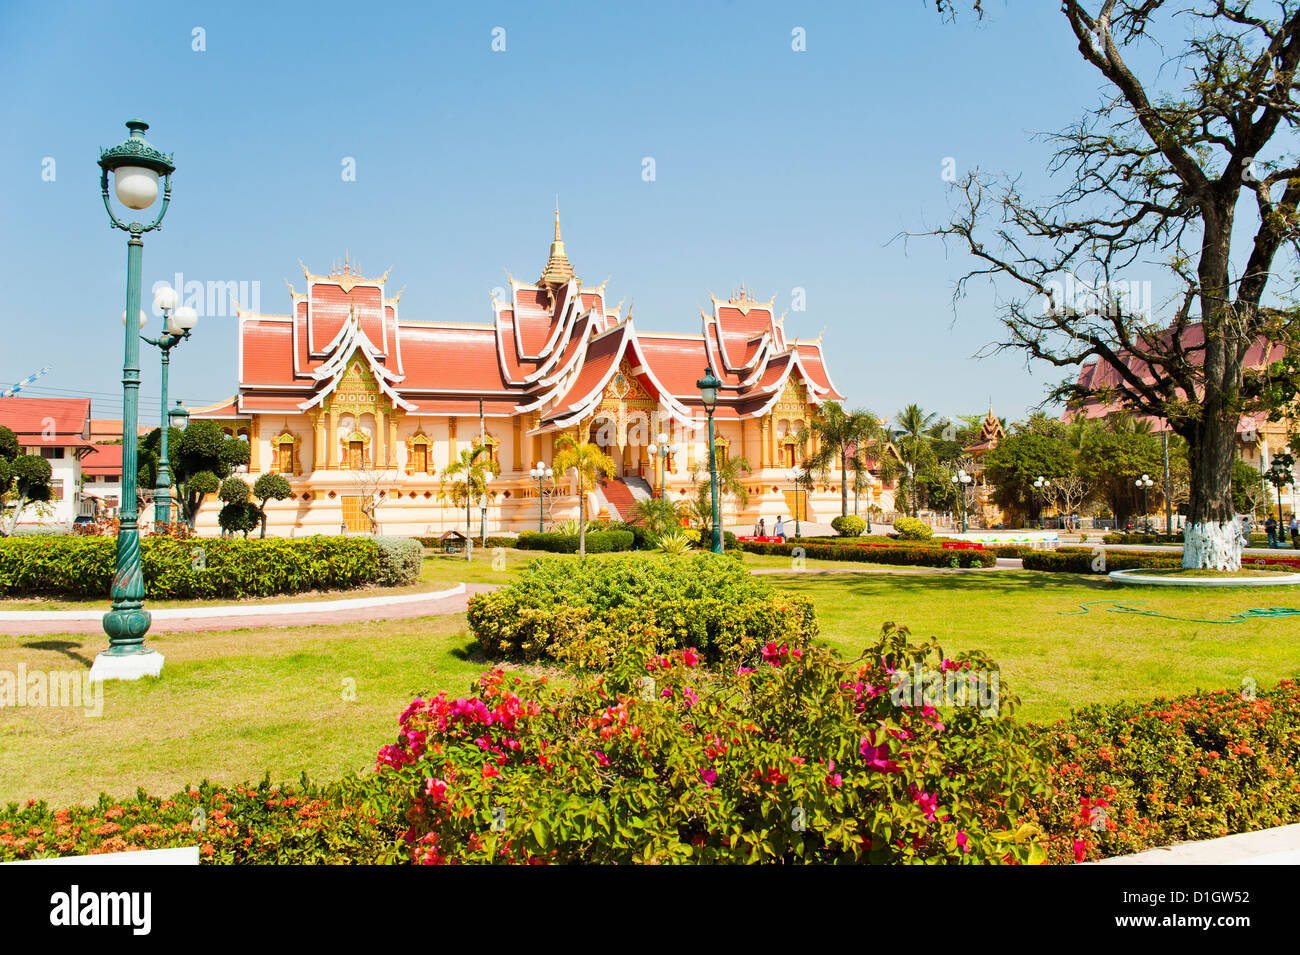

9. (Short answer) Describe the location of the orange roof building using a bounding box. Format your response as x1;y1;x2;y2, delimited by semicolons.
192;215;856;535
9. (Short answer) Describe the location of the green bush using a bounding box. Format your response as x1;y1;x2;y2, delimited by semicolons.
0;535;385;599
893;517;934;541
467;553;817;666
377;624;1045;864
372;537;424;586
831;515;866;537
515;530;635;554
739;540;996;568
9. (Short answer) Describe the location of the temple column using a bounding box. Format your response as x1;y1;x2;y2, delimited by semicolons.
374;412;386;469
249;418;260;472
448;417;458;467
312;411;326;471
386;413;399;468
512;418;521;472
761;417;771;469
325;407;336;469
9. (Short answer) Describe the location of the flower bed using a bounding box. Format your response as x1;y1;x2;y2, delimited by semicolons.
739;539;996;568
1032;680;1300;863
466;553;817;666
377;625;1044;864
0;535;413;599
0;776;397;864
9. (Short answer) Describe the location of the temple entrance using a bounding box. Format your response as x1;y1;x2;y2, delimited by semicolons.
341;495;367;532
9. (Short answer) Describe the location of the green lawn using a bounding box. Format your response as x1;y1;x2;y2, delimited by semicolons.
3;556;1299;807
764;570;1300;723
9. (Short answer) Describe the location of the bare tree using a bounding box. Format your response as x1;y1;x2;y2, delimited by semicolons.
1052;473;1092;529
351;460;397;534
922;2;1300;569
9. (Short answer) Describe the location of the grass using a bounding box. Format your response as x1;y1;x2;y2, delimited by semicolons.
762;570;1300;724
4;554;1299;806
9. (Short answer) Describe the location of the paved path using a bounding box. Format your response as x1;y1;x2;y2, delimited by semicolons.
1092;822;1300;865
0;583;500;636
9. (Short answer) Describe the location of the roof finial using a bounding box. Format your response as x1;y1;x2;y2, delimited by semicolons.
554;197;561;241
539;198;576;286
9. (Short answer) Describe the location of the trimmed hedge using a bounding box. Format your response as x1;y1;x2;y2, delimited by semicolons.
415;535;517;550
467;553;817;666
372;537;424;586
515;530;635;554
1021;547;1181;573
0;535;408;599
739;539;996;568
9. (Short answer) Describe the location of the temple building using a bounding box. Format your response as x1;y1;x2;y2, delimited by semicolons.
191;214;870;535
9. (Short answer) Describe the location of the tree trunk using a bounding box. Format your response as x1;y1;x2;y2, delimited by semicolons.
260;503;268;539
840;448;848;517
579;484;587;558
1181;416;1242;570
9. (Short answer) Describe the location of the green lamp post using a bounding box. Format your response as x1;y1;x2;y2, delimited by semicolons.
144;286;198;525
529;461;552;531
790;466;805;540
696;366;723;554
91;119;175;683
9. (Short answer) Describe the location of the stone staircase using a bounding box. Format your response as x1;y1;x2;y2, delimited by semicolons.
622;476;654;502
597;478;639;522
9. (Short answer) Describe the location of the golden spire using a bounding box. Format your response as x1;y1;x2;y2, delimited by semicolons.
539;200;576;286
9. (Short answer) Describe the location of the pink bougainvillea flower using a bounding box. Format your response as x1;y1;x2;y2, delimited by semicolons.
955;831;971;854
700;768;718;788
1073;839;1087;863
680;648;700;668
859;730;902;774
683;686;699;708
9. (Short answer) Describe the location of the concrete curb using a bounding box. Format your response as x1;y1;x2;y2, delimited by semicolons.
0;584;467;623
1108;569;1300;587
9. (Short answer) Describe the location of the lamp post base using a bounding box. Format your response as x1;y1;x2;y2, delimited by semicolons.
89;649;164;683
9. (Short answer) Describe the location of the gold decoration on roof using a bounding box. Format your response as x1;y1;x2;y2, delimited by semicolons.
539;203;577;286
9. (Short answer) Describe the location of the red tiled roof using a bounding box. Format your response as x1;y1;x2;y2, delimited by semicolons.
0;397;91;441
82;443;123;476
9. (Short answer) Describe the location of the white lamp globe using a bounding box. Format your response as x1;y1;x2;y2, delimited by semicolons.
153;285;179;311
113;166;161;210
172;305;199;333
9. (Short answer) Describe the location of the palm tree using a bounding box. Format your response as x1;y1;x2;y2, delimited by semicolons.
553;435;615;557
689;454;752;532
629;496;683;539
444;446;499;540
894;404;937;517
799;402;888;518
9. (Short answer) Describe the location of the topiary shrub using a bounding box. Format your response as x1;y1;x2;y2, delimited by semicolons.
467;553;817;667
892;517;934;541
372;536;424;586
831;515;866;537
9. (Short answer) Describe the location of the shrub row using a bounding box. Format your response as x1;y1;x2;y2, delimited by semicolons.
739;539;996;568
1021;547;1181;574
1033;680;1300;863
515;529;635;554
0;775;399;864
0;535;414;599
415;535;516;550
467;553;817;666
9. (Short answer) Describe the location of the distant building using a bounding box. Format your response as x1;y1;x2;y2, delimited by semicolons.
0;397;94;525
963;408;1007;527
81;443;124;517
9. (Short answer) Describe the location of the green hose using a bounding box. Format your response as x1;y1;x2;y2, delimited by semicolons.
1060;600;1300;624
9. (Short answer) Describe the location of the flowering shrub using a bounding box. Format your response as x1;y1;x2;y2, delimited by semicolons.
1029;680;1300;863
466;554;818;667
831;515;867;537
0;776;398;864
1021;548;1180;573
376;624;1047;864
0;535;396;599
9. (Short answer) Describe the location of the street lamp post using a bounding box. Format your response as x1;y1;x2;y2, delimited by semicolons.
91;120;175;683
865;473;875;534
950;468;972;533
1033;476;1051;530
790;468;805;539
529;461;553;531
479;471;493;548
1265;453;1294;540
653;432;679;499
696;366;723;554
144;285;198;525
1135;474;1154;533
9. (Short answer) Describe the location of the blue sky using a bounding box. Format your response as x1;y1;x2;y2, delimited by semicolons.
1;0;1160;427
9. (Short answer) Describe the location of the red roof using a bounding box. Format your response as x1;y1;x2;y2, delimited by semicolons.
207;244;846;429
0;397;91;443
82;443;123;477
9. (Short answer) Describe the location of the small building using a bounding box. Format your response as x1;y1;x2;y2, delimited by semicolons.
438;530;469;554
81;443;124;517
0;397;94;526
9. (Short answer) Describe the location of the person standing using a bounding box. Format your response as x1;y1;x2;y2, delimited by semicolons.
1291;515;1299;549
757;517;767;538
774;515;785;541
1266;515;1277;548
